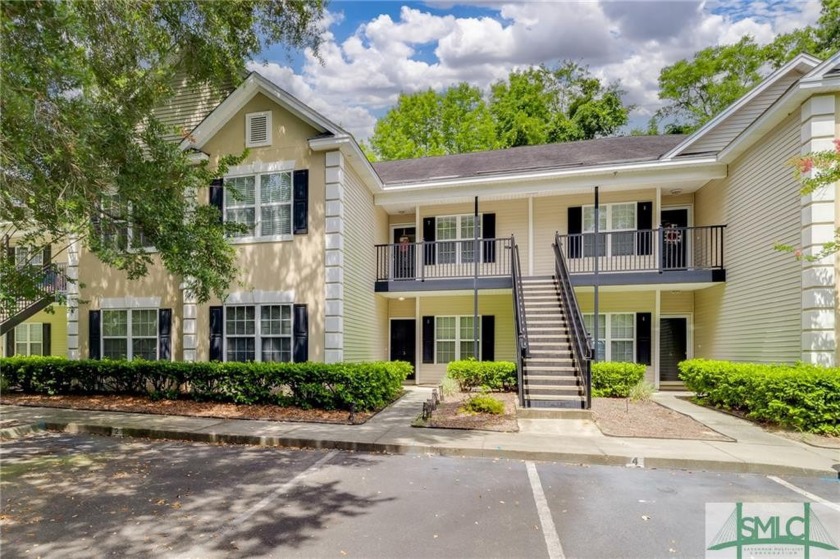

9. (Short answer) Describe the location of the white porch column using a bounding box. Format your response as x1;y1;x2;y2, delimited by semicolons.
66;237;80;359
324;150;345;363
653;289;661;388
181;284;198;362
800;95;837;366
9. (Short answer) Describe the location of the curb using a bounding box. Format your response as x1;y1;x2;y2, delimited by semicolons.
35;420;836;479
0;423;45;440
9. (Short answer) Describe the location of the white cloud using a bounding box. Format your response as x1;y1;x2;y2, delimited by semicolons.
248;1;821;141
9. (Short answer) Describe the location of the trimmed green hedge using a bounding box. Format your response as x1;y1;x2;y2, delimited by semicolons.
592;362;646;398
446;359;517;392
679;359;840;435
0;357;412;412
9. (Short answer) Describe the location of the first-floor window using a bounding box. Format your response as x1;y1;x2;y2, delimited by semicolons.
102;309;158;360
435;315;480;363
13;323;44;356
583;313;635;362
225;304;292;362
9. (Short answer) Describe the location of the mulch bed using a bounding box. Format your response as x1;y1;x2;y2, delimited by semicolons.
592;398;733;441
420;391;519;432
0;393;374;425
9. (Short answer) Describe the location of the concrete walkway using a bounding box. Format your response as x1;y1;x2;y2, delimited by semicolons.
1;388;838;478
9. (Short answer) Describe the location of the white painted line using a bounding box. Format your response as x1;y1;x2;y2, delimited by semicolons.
526;461;566;559
225;450;338;531
767;475;840;512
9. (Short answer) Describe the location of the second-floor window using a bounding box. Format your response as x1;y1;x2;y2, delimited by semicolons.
100;194;152;250
436;215;481;264
102;309;158;360
14;246;43;267
582;202;636;257
225;172;293;239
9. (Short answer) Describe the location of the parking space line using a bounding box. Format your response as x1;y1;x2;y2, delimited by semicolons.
767;475;840;512
526;461;565;559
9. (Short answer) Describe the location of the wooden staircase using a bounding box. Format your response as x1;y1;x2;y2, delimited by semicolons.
519;277;586;409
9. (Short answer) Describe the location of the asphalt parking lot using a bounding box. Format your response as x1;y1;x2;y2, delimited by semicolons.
1;433;838;558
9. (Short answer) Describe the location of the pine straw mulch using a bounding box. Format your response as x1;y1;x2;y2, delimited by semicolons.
592;398;733;441
0;393;373;425
418;391;519;433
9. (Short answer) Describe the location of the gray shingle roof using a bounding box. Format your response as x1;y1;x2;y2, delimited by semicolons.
372;135;688;185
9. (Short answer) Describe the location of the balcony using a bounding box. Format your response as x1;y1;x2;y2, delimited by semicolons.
555;225;726;286
375;237;514;292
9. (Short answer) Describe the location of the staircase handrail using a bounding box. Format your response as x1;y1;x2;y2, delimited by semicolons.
553;232;593;409
510;235;529;407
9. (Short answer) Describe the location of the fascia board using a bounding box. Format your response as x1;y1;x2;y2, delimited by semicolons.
309;135;384;193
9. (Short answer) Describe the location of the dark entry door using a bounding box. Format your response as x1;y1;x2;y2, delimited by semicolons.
390;319;416;380
660;318;687;382
392;227;416;280
661;209;688;270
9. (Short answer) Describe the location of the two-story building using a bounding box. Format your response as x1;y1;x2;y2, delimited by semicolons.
5;51;838;409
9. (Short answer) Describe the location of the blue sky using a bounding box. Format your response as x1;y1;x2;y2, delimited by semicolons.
252;1;822;140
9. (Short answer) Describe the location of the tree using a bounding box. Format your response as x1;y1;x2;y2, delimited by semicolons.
490;62;630;148
0;0;325;315
367;84;496;161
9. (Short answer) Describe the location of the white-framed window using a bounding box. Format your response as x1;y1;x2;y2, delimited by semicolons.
13;323;44;356
245;111;272;148
435;315;480;363
225;304;292;362
14;246;43;268
225;172;293;239
436;214;481;264
583;313;635;362
100;194;153;250
102;309;158;360
582;202;636;257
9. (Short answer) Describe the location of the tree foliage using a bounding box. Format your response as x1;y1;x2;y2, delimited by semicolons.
366;61;630;161
0;0;325;312
655;0;840;132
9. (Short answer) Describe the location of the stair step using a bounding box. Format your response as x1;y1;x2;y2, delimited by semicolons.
526;394;585;401
526;399;586;409
525;359;576;367
525;376;580;384
524;388;583;397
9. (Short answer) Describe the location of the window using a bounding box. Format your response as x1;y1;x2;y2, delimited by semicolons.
583;313;635;362
435;315;480;363
225;172;292;239
582;203;636;257
15;247;43;268
102;309;158;360
225;304;292;362
246;111;272;148
13;323;43;356
436;215;481;264
100;194;152;250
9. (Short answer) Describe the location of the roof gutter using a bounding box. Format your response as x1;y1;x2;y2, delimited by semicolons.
309;135;384;193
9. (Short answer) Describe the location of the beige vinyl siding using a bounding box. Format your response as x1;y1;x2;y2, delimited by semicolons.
343;165;389;362
694;112;801;363
389;297;416;318
661;292;694;314
685;70;804;155
575;291;655;313
417;294;514;385
152;72;235;142
533;189;657;276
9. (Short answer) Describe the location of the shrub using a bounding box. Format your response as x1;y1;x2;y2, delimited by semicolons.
628;380;655;402
446;359;517;392
591;362;646;398
0;357;412;412
679;359;840;435
461;394;505;415
439;376;459;398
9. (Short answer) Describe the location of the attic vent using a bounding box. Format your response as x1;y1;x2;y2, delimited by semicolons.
246;111;272;147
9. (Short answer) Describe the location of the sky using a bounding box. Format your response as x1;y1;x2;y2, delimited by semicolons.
249;0;822;141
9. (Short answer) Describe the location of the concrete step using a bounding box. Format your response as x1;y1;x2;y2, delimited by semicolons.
526;398;587;410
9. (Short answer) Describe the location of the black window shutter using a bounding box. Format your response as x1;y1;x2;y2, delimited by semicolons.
158;308;172;361
293;304;308;362
481;315;495;361
89;310;101;360
42;245;51;265
209;306;223;361
293;169;309;235
482;213;496;263
422;218;436;265
422;316;435;364
42;324;51;356
568;207;582;258
6;245;16;264
637;202;653;256
636;312;652;366
209;178;224;224
6;328;15;356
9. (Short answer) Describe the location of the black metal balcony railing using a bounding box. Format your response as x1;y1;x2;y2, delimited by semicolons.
375;237;513;281
556;225;726;274
0;262;68;334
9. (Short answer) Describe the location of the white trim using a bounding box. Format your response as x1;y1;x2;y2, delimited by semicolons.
528;197;534;276
245;110;272;148
225;290;295;305
101;297;161;309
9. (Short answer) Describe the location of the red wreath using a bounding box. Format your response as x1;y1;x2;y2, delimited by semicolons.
664;228;682;244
